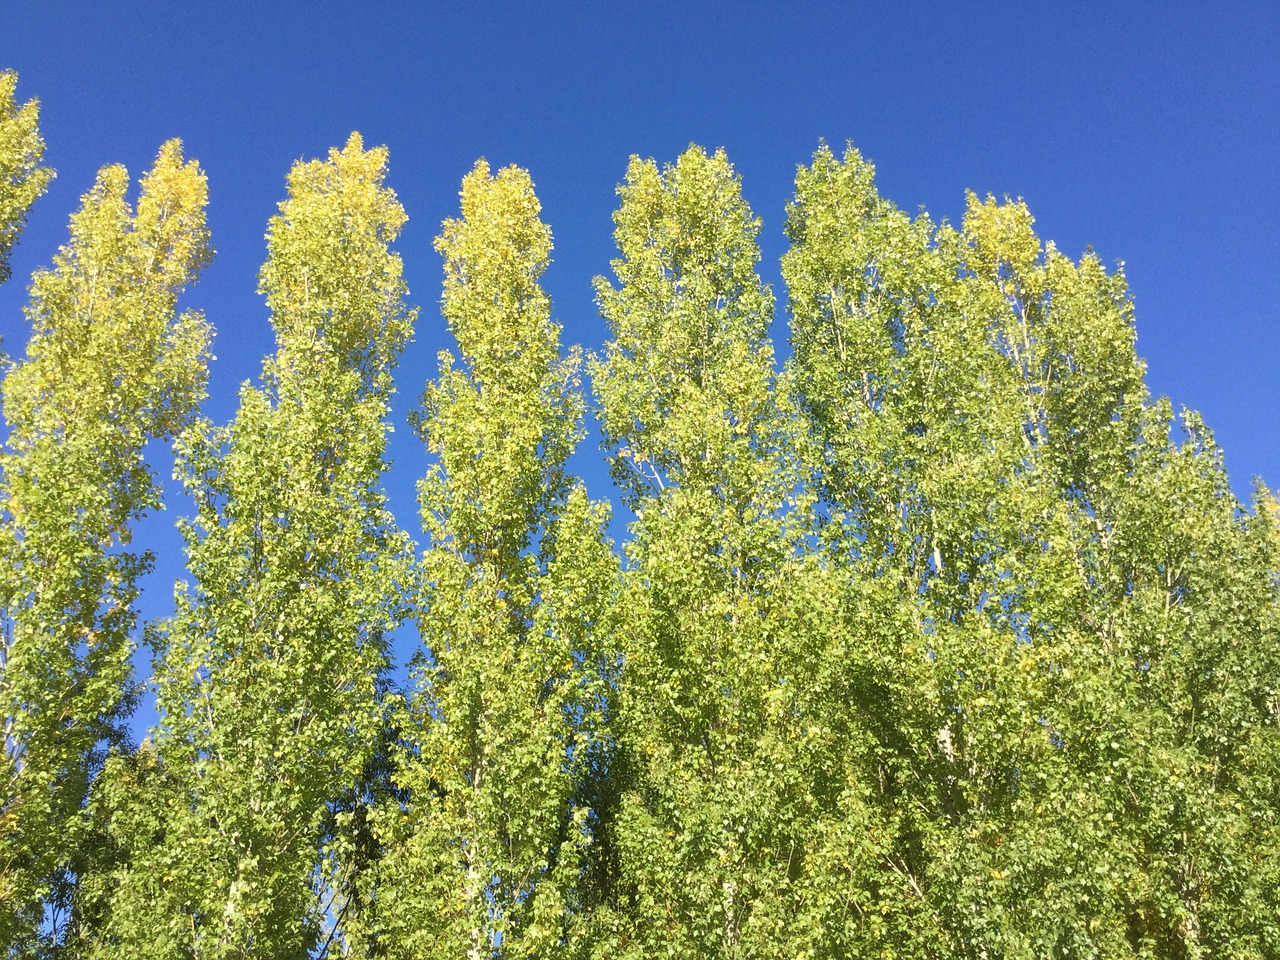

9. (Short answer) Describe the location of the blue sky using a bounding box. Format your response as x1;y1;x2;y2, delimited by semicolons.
2;2;1277;700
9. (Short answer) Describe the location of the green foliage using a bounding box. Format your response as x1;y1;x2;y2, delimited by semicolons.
782;142;1280;958
84;134;415;958
371;161;616;960
0;139;211;953
0;70;1275;958
591;146;865;958
0;71;53;288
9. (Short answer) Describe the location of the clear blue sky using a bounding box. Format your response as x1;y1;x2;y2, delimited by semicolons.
2;2;1277;700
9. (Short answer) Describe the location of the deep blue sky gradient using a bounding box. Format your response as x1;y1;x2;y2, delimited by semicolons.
2;2;1277;713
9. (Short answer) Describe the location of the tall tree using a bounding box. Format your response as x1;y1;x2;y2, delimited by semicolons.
589;146;866;958
371;160;615;960
0;141;211;953
84;134;414;958
783;141;1280;957
0;70;53;289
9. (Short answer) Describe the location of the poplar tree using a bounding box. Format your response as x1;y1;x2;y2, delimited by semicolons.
783;145;1071;955
0;141;211;952
783;142;1280;957
85;134;414;958
0;71;53;288
371;160;615;960
589;146;859;958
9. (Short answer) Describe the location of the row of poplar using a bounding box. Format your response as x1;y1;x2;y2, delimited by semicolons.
1;71;1278;959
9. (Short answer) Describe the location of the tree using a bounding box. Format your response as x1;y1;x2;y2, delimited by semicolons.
84;134;414;958
589;145;876;958
371;160;615;960
782;142;1280;957
0;71;53;289
0;141;211;953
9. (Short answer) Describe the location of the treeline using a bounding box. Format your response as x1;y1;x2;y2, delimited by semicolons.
1;70;1278;959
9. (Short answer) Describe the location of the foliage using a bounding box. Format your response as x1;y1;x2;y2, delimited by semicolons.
0;137;211;953
371;160;616;960
590;146;890;958
0;71;53;288
0;70;1276;960
782;142;1280;958
83;134;414;958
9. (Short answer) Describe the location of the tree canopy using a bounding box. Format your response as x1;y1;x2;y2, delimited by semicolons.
1;71;1277;959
